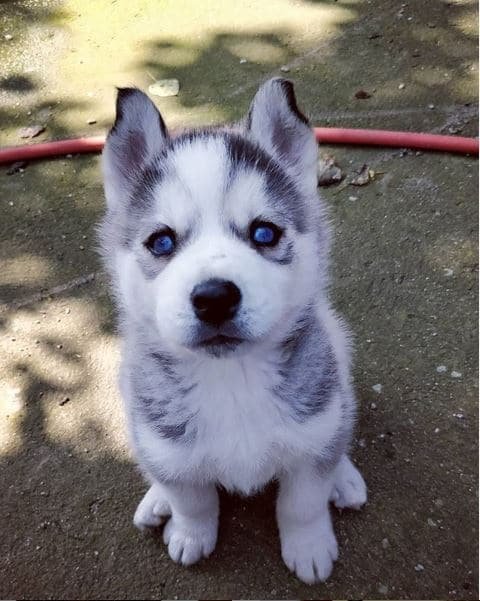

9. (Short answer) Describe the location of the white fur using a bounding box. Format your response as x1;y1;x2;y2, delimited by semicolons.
102;80;366;584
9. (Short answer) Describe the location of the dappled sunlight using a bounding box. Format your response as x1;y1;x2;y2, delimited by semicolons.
0;255;51;288
0;293;126;458
52;0;355;129
226;39;287;64
425;236;477;275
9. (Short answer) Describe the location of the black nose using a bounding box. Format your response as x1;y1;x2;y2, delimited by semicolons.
191;278;241;325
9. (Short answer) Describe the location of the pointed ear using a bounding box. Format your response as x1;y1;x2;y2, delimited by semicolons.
245;78;318;194
102;88;169;207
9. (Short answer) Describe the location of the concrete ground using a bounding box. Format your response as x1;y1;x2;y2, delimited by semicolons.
0;0;478;599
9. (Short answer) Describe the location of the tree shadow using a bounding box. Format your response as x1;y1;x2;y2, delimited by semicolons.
0;0;477;598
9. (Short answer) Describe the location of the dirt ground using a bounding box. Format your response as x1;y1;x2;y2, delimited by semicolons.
0;1;478;599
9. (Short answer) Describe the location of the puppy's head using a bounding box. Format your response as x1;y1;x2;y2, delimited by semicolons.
101;78;329;357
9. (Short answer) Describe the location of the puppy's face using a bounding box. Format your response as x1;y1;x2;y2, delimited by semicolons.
101;79;324;356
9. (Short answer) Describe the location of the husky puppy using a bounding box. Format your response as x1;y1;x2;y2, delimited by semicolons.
100;78;366;584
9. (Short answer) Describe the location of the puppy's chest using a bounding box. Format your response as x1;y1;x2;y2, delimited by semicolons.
182;357;291;487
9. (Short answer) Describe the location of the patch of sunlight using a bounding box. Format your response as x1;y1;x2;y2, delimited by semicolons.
0;255;50;288
0;293;126;457
451;1;479;36
425;237;477;273
0;381;24;456
44;335;128;456
226;40;287;64
411;67;455;88
451;69;479;100
52;0;355;129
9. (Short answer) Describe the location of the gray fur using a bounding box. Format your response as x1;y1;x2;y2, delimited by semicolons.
275;310;340;421
100;79;365;581
125;339;197;444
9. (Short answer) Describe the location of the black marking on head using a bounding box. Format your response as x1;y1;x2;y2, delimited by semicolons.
223;132;307;233
274;310;339;420
271;81;309;160
278;79;309;125
113;87;168;138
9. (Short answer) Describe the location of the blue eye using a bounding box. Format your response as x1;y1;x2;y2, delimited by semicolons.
250;221;282;247
146;229;176;256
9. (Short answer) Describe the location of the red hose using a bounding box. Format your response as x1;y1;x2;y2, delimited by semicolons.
314;128;478;155
0;128;477;165
0;136;105;165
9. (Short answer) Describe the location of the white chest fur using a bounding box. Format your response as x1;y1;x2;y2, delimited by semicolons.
131;351;343;495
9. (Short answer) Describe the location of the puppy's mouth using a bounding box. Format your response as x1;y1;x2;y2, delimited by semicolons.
196;334;245;356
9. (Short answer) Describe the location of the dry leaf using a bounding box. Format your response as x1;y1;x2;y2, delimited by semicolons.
354;89;372;99
350;164;371;186
317;155;343;186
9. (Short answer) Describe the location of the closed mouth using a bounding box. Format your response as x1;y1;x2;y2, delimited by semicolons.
200;334;243;348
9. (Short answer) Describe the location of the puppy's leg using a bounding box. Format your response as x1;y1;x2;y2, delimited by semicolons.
277;463;338;584
134;482;171;530
330;454;367;510
161;481;219;566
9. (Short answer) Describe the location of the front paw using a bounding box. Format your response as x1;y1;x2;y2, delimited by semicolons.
280;516;338;584
331;455;367;510
133;485;170;531
163;515;217;566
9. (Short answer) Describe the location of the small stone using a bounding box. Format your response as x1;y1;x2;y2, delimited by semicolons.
148;79;180;97
18;124;46;139
398;83;406;90
65;308;70;314
348;195;359;201
4;34;13;41
435;498;444;507
436;365;447;373
453;412;464;419
415;563;425;571
443;268;454;276
434;427;440;434
378;584;388;595
8;201;14;206
93;550;99;556
450;370;462;378
427;518;437;527
86;118;97;125
79;245;85;250
59;396;70;406
280;65;290;72
428;103;435;110
358;438;367;448
381;538;389;549
370;402;377;410
372;383;383;393
239;58;247;64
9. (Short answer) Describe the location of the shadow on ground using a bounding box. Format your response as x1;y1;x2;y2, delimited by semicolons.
0;0;478;599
